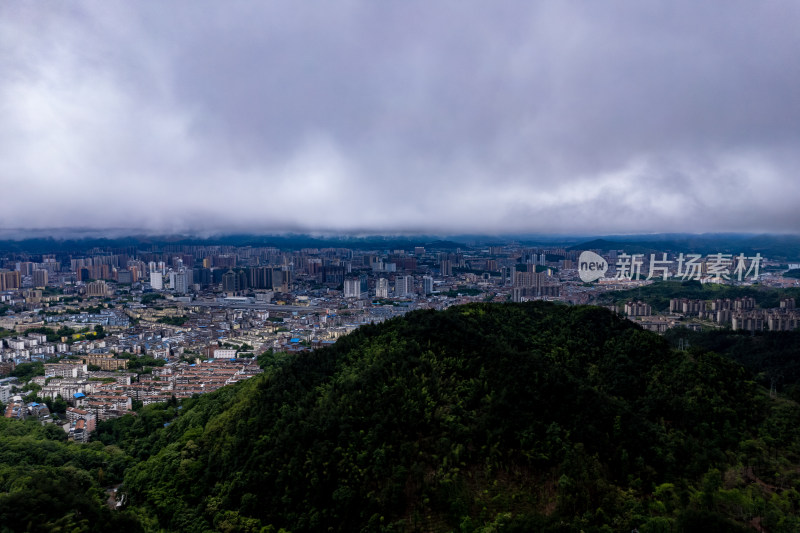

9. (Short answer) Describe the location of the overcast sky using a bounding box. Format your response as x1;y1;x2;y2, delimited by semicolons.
2;1;799;236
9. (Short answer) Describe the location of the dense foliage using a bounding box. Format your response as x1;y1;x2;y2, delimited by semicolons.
94;399;182;461
117;352;167;371
5;302;800;531
442;287;482;297
103;302;800;532
0;418;141;532
157;316;189;326
664;328;800;394
10;362;44;382
784;269;800;279
140;293;165;305
25;327;63;343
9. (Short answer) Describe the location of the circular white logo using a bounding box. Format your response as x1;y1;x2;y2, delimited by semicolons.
578;251;608;282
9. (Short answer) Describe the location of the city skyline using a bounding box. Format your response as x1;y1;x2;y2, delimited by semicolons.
3;1;800;236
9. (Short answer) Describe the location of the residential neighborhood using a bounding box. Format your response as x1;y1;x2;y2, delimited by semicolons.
2;239;798;441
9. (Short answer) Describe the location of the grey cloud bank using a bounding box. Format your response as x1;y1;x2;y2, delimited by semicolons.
2;1;799;236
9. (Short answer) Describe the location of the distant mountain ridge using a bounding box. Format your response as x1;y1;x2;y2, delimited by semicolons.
0;231;798;258
570;234;800;260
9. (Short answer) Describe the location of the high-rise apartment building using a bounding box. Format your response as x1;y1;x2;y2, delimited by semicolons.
395;275;412;297
172;272;188;294
150;271;163;290
222;270;238;293
86;280;109;297
18;262;35;276
376;278;389;298
0;270;21;290
117;270;133;284
195;268;211;288
343;278;361;298
423;276;434;295
33;269;48;288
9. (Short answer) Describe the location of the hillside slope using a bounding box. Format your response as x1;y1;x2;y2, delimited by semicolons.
120;302;800;532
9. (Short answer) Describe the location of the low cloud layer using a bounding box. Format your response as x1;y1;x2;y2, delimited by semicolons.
2;1;799;236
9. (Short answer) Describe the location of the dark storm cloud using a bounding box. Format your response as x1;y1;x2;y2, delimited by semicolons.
1;1;799;235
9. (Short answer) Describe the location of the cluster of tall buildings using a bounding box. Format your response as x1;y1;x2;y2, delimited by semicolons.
665;297;799;332
0;270;21;290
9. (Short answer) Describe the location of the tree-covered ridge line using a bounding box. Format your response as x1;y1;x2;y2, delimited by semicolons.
0;233;470;254
83;302;800;532
663;327;800;397
1;231;798;258
570;234;800;260
4;301;800;531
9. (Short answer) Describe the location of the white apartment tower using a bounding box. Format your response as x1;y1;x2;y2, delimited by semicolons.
423;276;434;295
150;271;163;290
395;275;412;297
343;279;362;298
172;271;188;294
376;278;389;298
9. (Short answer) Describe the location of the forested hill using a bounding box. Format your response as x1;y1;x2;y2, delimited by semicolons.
112;302;800;532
